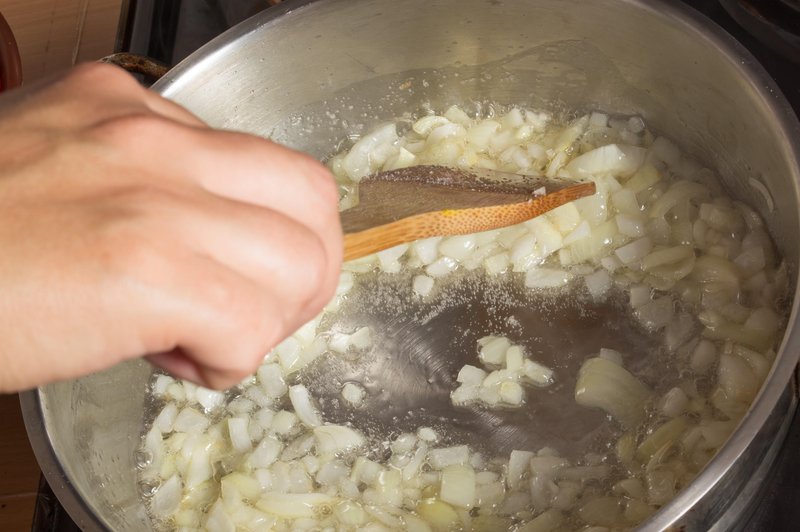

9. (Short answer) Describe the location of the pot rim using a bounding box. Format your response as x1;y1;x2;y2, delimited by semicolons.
24;0;800;530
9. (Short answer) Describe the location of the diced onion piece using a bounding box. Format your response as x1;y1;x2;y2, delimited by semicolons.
256;493;337;518
635;295;674;331
342;123;398;181
611;188;640;214
744;307;782;338
641;245;694;271
413;115;451;136
615;237;653;265
466;120;501;148
577;497;622;527
334;500;368;526
258;364;287;399
649;180;709;219
478;336;511;365
660;387;689;418
439;235;477;261
413;275;435;297
523;359;554;386
416;499;460;530
271;410;298;436
625;164;661;193
616;213;647;238
413;237;443;265
154;403;178;434
499;381;524;405
525;268;573;289
288;385;322;428
228;417;252;453
575;357;652;428
205;500;235;532
717;353;759;403
328;332;351;354
629;284;652;309
274;337;303;374
507;450;534;490
426;256;458;277
440;464;476;508
613;477;647;500
451;384;480;405
173;407;210;434
636;416;689;462
349;326;373;350
549;202;582;233
341;382;366;406
195;387;226;412
563;220;591;246
584;269;613;300
152;475;182;518
484;252;511;275
249;436;282;468
405;514;435;532
598;348;623;365
505;346;525;372
152;375;174;398
648;136;681;167
565;144;646;179
516;508;564;532
417;427;438;442
646;469;676;506
428;446;470;469
457;365;488;385
314;425;365;455
377;244;409;272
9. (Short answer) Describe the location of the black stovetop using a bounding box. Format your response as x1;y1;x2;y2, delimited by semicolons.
33;1;800;530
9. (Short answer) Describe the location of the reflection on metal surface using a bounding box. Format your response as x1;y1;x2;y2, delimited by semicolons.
305;271;661;458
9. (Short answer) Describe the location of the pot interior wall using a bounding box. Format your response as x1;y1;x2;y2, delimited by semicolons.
31;1;800;530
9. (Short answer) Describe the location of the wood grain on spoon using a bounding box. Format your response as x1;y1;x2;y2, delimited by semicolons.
341;165;596;261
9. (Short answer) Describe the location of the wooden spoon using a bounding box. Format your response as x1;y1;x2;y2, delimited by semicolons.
341;165;596;261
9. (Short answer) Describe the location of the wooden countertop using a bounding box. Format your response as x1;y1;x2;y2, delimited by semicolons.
0;393;41;530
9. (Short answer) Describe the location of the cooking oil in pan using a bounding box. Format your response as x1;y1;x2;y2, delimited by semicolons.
302;268;670;461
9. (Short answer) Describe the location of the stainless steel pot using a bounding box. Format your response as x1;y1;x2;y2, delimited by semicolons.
21;0;800;530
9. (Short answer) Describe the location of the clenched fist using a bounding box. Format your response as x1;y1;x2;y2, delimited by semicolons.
0;63;342;391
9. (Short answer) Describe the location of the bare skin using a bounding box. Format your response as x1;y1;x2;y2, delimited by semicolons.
0;63;343;392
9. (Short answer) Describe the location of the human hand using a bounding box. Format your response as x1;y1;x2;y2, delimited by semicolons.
0;63;342;391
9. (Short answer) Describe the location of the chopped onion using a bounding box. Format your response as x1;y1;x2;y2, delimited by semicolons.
412;275;435;297
478;336;511;366
428;446;470;469
440;464;477;508
151;475;182;518
228;417;252;453
575;357;652;428
584;269;613;300
288;385;322;428
615;237;653;265
341;382;366;406
139;104;788;531
525;268;574;289
314;425;365;455
255;493;337;519
566;144;646;179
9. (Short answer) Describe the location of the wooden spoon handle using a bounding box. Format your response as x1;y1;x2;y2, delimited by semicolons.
343;181;595;261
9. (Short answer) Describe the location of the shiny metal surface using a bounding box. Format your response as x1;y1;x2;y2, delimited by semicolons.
21;0;800;530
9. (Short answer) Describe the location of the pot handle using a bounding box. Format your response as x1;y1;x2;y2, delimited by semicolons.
0;11;23;91
99;53;169;86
